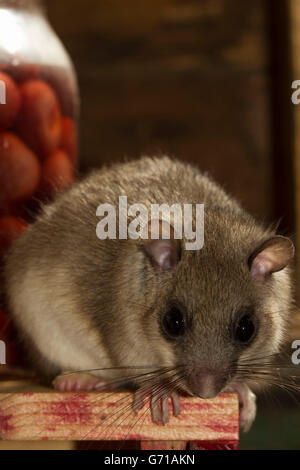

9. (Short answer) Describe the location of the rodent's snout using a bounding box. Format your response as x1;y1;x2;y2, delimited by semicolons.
187;367;228;399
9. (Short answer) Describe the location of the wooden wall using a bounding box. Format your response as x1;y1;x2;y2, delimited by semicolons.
289;0;300;307
47;0;274;222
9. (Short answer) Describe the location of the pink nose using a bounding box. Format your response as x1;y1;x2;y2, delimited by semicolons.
188;368;226;398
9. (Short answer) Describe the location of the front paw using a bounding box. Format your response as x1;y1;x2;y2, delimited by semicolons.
133;385;181;425
224;382;256;432
52;372;108;392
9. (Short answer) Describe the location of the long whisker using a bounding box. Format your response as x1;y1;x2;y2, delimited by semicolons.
78;366;184;442
89;369;182;444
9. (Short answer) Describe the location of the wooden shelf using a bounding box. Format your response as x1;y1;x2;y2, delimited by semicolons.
0;380;239;449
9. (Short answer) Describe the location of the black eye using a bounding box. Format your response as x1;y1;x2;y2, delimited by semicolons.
234;313;256;344
162;307;186;338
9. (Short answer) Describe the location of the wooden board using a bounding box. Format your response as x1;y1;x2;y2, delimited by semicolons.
0;381;239;443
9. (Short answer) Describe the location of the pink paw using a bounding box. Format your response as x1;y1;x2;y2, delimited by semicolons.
52;372;108;392
223;382;256;432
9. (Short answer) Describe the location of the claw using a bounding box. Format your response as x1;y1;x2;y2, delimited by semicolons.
161;395;170;424
151;393;162;424
172;392;181;417
133;386;181;424
133;387;146;412
224;382;256;432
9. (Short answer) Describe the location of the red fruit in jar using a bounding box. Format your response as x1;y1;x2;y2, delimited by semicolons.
0;71;21;130
0;216;28;259
45;67;77;116
16;79;62;159
0;132;41;212
61;117;78;165
0;63;40;84
41;149;75;196
7;64;40;84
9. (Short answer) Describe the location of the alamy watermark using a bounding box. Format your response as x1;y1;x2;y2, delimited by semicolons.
291;340;300;365
291;80;300;104
0;79;6;104
96;196;205;250
0;340;6;365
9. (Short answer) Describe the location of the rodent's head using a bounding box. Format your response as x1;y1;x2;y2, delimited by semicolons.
131;218;294;398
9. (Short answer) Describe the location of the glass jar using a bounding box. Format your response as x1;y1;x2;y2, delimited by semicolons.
0;0;79;213
0;0;79;365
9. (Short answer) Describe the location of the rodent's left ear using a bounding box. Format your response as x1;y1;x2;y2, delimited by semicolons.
248;235;294;279
141;219;181;271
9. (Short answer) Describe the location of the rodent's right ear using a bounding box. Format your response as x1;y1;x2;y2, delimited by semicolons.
140;219;181;271
248;235;294;279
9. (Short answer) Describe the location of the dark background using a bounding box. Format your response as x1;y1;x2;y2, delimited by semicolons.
47;0;294;228
46;0;298;449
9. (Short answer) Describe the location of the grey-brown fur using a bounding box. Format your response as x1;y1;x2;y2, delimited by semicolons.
3;156;294;395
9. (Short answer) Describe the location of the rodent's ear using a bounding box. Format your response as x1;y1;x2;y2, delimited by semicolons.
141;219;181;271
248;235;294;279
